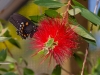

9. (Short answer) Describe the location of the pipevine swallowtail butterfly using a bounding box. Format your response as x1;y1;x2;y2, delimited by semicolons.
9;13;37;39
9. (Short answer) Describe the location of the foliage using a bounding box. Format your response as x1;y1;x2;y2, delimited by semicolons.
0;0;100;75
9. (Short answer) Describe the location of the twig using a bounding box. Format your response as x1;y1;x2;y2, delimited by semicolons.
62;0;71;25
81;48;88;75
3;42;22;75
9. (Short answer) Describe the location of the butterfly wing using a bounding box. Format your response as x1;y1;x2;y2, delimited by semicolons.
9;13;37;39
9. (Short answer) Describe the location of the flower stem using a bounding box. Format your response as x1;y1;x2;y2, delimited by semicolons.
3;42;22;75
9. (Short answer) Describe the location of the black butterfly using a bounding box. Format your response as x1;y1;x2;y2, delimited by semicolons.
9;13;38;39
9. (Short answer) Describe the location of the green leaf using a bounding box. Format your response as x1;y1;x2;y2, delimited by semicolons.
76;51;84;55
82;36;96;46
23;68;34;75
74;53;83;68
34;0;65;8
70;24;96;45
0;49;7;62
69;16;96;45
45;9;61;18
0;68;8;72
68;8;81;16
4;31;21;49
0;28;8;36
8;38;21;49
9;63;15;71
18;57;28;66
38;49;47;55
52;65;61;75
80;8;100;26
4;72;17;75
92;59;100;75
0;22;3;33
0;37;11;42
23;59;28;66
72;0;86;8
45;37;54;48
29;15;43;23
6;56;16;63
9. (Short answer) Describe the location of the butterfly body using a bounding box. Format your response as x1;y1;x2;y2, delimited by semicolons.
9;13;37;39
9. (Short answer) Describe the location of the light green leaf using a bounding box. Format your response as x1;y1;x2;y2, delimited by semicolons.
69;16;96;46
5;56;16;63
34;0;65;8
70;24;95;41
45;37;54;48
0;37;11;42
76;51;84;55
9;63;15;71
68;8;81;16
0;28;8;36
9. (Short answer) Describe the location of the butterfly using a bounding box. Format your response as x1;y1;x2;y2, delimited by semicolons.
9;13;38;39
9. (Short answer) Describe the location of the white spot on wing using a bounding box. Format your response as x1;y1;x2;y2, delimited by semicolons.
20;25;22;27
21;22;24;24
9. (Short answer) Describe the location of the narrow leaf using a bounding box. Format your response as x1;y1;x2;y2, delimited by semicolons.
0;68;8;72
76;51;84;55
23;68;34;75
74;53;83;68
0;49;7;62
34;0;64;8
29;15;43;23
45;9;61;18
80;8;100;26
69;16;96;45
72;0;86;8
0;28;8;36
0;22;3;33
52;65;61;75
70;24;96;45
68;8;81;16
5;56;16;63
4;31;21;49
4;72;17;75
8;38;21;49
0;37;11;42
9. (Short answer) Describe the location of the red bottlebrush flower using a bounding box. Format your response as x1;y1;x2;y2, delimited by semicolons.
31;18;78;65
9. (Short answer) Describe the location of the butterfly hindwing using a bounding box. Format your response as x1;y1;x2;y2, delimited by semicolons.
9;13;37;39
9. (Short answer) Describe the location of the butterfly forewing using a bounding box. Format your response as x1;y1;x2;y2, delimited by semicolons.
9;13;37;39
